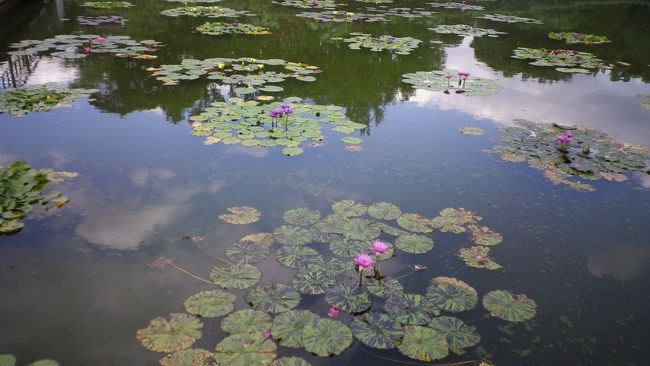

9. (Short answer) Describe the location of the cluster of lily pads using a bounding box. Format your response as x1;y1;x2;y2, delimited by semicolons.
296;11;386;23
81;1;133;9
273;0;340;9
0;84;98;116
147;57;320;88
195;22;271;36
428;2;484;10
356;0;393;3
364;6;437;18
76;15;127;26
477;13;543;24
401;70;501;96
333;33;422;55
548;32;611;45
511;47;606;72
161;6;254;18
190;97;365;155
7;34;161;60
490;119;650;191
140;200;536;364
0;161;72;234
429;24;507;38
0;355;58;366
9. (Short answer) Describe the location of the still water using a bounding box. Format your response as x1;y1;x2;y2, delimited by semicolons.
1;0;649;365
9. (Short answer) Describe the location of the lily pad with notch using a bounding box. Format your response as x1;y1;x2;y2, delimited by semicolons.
183;289;236;318
385;293;439;325
325;283;372;313
214;333;276;365
136;313;203;353
482;290;537;322
246;283;301;313
302;318;353;357
271;309;319;348
397;325;449;361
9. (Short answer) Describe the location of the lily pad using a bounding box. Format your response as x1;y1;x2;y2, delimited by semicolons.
274;225;313;246
0;85;97;117
183;289;236;317
210;262;262;289
161;6;254;18
367;202;401;220
365;277;404;298
468;225;503;246
196;22;271;36
302;318;353;357
332;200;367;217
0;355;15;366
274;0;340;9
214;333;276;366
428;2;482;10
402;70;501;96
81;1;133;8
329;236;368;257
395;234;434;254
240;232;275;247
76;15;127;26
270;357;311;366
136;313;202;353
221;309;272;334
314;214;348;234
159;349;214;366
365;6;437;18
459;127;484;136
426;277;478;312
430;207;481;233
429;316;481;350
385;293;439;325
271;310;319;348
292;265;336;294
548;32;611;45
296;10;387;23
283;208;322;226
226;241;270;263
397;325;449;361
429;24;506;37
477;13;542;24
397;213;433;233
512;47;606;69
282;147;304;156
483;290;537;322
246;284;301;313
343;218;381;241
325;283;372;313
458;246;502;270
350;312;403;349
335;33;422;55
218;206;261;224
275;245;320;268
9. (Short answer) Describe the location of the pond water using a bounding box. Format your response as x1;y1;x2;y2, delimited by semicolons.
1;0;650;365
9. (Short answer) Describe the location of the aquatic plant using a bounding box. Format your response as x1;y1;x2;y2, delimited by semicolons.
429;24;507;37
356;0;393;3
333;32;422;55
428;2;484;10
161;6;254;18
0;355;59;366
548;32;611;45
195;21;271;36
273;0;340;9
166;0;224;2
0;85;97;116
365;6;437;18
76;15;127;25
511;47;607;71
477;13;542;24
218;206;261;224
482;290;537;322
136;313;203;353
0;161;73;234
296;10;387;23
490;119;650;190
402;70;501;96
459;127;484;135
81;1;133;8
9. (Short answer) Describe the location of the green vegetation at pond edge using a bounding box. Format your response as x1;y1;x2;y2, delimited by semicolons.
81;1;134;9
402;70;502;96
511;47;607;72
7;35;161;60
0;85;97;116
0;355;59;366
189;97;366;156
195;22;271;36
142;200;528;363
477;13;543;24
428;2;484;11
548;32;611;45
429;24;507;38
333;33;422;55
161;6;255;18
0;162;73;234
490;119;650;191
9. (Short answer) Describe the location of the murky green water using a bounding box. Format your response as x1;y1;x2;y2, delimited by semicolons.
1;0;649;365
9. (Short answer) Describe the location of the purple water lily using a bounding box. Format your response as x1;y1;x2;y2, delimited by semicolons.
269;108;283;119
387;35;396;43
281;104;294;115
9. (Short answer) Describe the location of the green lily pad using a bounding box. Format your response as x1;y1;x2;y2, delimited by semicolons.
397;325;449;361
365;6;437;19
477;13;542;24
0;355;15;366
329;236;368;258
214;333;276;366
325;283;372;313
283;208;322;226
296;10;387;23
221;309;272;334
183;289;236;317
282;147;304;156
246;284;301;313
350;312;403;349
77;15;126;25
28;361;58;366
275;0;340;9
273;225;313;246
335;33;422;55
365;277;404;298
210;262;262;289
0;86;97;117
428;2;483;10
430;207;481;234
302;318;353;357
367;202;402;220
332;200;367;217
397;213;433;233
314;214;348;234
429;316;481;351
196;22;271;36
375;222;410;237
343;218;381;241
430;24;506;37
226;241;270;263
426;277;478;312
458;246;502;270
275;245;320;268
459;127;484;136
292;265;336;294
468;225;503;246
548;32;610;45
270;357;311;366
341;136;363;145
395;234;434;254
512;48;606;69
81;1;133;8
385;293;439;325
159;349;214;366
482;290;537;322
161;6;254;18
271;310;319;348
218;206;261;224
401;70;501;96
136;313;203;353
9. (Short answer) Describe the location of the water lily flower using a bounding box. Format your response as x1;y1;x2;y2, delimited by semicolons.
387;35;396;43
281;104;294;115
83;47;92;54
269;108;284;119
371;241;389;256
458;71;470;78
556;134;568;143
95;37;106;43
263;330;272;338
354;253;374;272
327;305;340;318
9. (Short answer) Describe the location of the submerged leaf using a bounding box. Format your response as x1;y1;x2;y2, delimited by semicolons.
136;313;202;353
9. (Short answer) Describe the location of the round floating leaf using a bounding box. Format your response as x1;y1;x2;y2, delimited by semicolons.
302;318;353;357
240;232;275;247
274;225;313;245
314;214;348;234
329;236;368;258
401;70;501;96
397;213;433;233
429;316;481;350
385;294;438;325
368;202;402;220
221;309;272;335
332;200;367;217
468;225;503;246
246;284;301;313
275;245;319;268
395;234;434;254
210;262;261;289
482;290;537;322
270;357;311;366
214;333;276;366
0;355;16;366
426;277;477;313
183;289;236;318
398;325;449;361
343;218;381;241
226;241;270;263
218;206;261;224
459;127;484;136
306;256;351;277
350;312;403;349
325;283;372;313
430;207;481;234
375;222;410;237
458;246;502;270
365;277;404;298
271;310;319;348
136;313;203;353
478;13;542;24
159;348;214;366
292;266;335;294
430;24;506;38
283;208;321;226
282;147;304;156
27;361;58;366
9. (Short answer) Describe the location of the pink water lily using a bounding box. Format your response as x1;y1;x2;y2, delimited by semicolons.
263;330;272;338
371;241;389;256
95;37;106;43
354;253;374;271
327;305;340;318
458;71;471;78
83;47;92;54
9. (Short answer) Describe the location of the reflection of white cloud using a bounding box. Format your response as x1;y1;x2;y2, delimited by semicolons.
0;152;17;165
26;58;79;85
634;172;650;189
223;145;270;158
47;148;69;168
587;245;650;281
130;167;176;186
